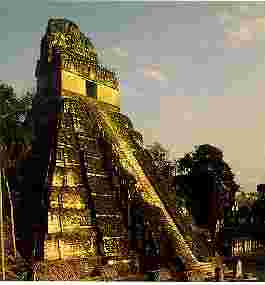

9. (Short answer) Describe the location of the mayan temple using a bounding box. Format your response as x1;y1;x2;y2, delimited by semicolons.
12;18;215;281
32;18;133;278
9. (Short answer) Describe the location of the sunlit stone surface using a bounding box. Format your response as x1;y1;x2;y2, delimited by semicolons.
35;18;127;269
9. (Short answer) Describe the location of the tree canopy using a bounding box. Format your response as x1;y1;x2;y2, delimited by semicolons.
253;190;265;225
175;144;240;227
145;142;173;178
0;83;33;279
0;82;33;168
146;142;168;162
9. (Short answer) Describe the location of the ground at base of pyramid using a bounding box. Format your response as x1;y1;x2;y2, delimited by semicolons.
29;257;216;281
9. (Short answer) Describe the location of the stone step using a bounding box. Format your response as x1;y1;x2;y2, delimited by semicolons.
94;198;119;210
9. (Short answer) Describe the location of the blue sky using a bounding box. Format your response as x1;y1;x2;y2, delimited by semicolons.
1;1;265;192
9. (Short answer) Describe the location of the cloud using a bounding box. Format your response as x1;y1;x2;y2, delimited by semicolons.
255;16;265;32
183;111;193;122
50;0;110;2
111;47;128;57
159;92;265;192
99;47;128;60
224;16;265;48
141;64;167;83
239;4;251;14
86;32;96;40
224;17;257;48
218;12;234;26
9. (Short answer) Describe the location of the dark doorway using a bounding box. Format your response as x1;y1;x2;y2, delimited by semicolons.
86;80;97;98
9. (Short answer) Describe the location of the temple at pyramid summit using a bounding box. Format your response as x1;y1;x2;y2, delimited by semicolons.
14;18;215;280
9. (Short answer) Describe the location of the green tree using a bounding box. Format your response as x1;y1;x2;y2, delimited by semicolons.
253;191;265;225
146;142;168;161
176;144;239;211
0;82;33;280
174;175;193;212
0;83;32;169
175;144;240;255
176;152;193;176
145;142;173;178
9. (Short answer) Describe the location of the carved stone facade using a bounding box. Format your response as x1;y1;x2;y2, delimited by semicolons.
33;18;129;265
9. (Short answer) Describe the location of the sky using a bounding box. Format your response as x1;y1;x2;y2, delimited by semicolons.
1;1;265;192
